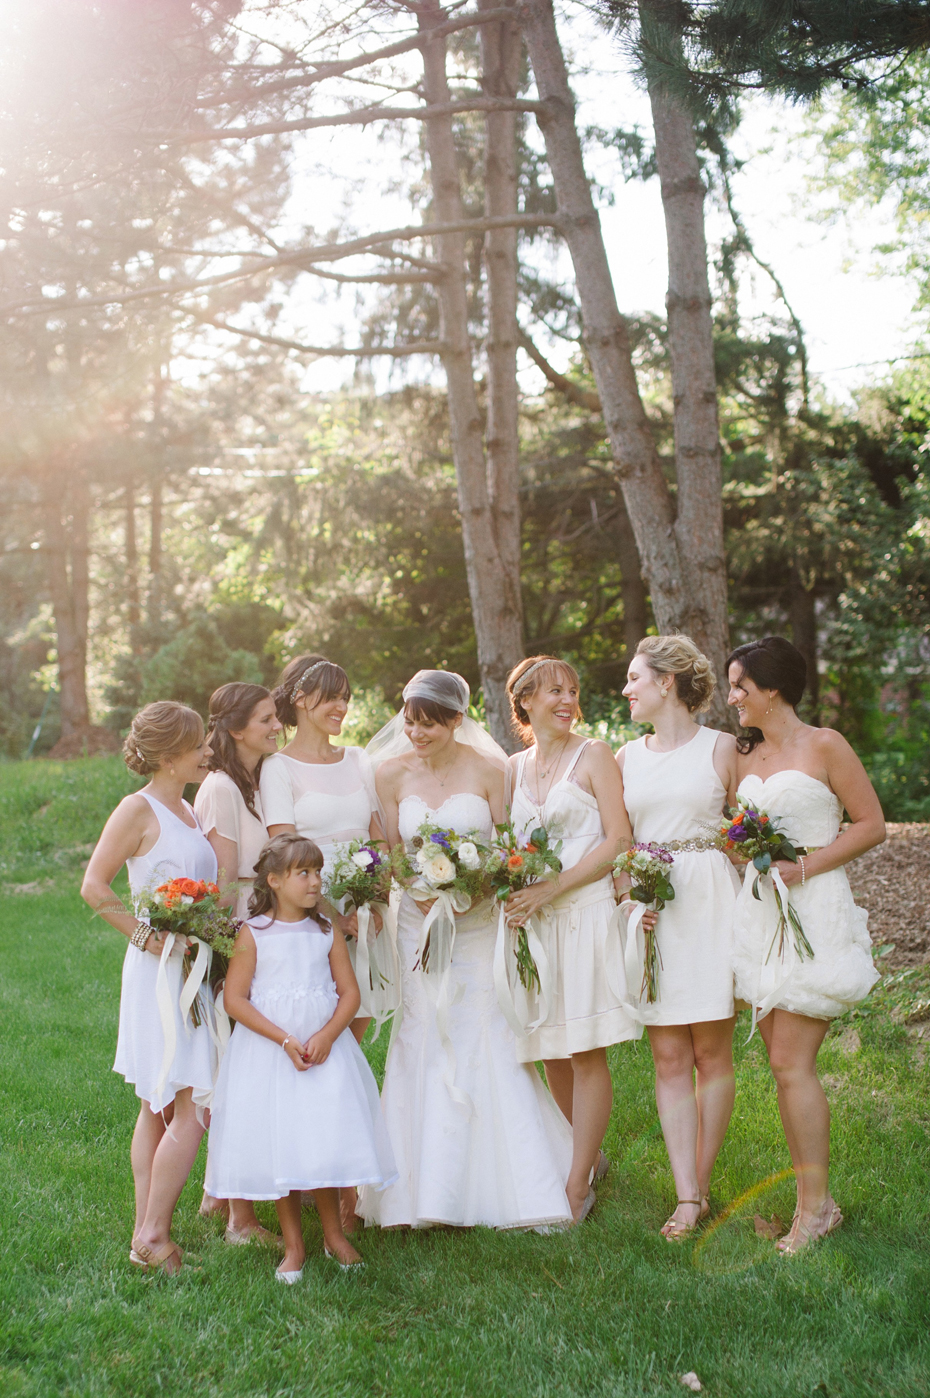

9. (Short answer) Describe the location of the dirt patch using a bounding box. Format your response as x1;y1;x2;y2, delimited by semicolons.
847;823;930;968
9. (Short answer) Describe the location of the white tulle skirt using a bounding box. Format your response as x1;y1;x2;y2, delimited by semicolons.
113;942;217;1114
357;894;573;1229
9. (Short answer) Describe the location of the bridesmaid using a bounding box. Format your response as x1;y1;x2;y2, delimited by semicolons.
195;682;282;1242
504;656;638;1222
728;637;884;1254
617;635;740;1240
81;702;218;1273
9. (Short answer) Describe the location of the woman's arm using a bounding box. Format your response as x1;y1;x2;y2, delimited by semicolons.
775;729;885;888
80;796;170;953
712;731;740;810
222;924;311;1072
303;930;362;1064
205;831;240;910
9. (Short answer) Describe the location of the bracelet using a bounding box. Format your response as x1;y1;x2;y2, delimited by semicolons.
798;855;806;887
130;924;151;951
281;1035;292;1053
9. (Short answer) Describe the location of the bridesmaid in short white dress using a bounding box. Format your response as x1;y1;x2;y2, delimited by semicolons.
357;671;573;1231
504;657;637;1223
618;636;740;1240
727;637;884;1255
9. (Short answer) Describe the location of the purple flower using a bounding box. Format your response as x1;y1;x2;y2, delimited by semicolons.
430;832;451;848
728;824;749;843
361;847;382;866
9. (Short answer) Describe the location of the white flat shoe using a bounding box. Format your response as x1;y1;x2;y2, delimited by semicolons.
275;1266;303;1284
324;1246;363;1270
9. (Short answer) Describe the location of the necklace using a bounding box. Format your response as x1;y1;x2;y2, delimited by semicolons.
425;752;458;788
532;735;570;807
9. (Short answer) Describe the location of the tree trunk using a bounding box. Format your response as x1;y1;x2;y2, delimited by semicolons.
41;467;90;737
643;1;731;726
615;497;649;655
419;2;524;750
125;482;142;648
788;569;820;721
519;0;732;708
479;0;524;647
148;473;163;631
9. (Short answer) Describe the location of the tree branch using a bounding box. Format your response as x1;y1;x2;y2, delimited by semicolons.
518;328;601;412
196;315;445;358
163;97;542;144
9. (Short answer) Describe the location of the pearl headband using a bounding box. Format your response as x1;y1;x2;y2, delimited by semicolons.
511;658;561;695
290;659;328;699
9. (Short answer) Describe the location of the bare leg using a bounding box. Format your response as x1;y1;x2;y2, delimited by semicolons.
648;1025;701;1232
314;1188;362;1265
761;1009;832;1242
199;1193;229;1218
566;1048;613;1218
130;1101;167;1236
134;1088;205;1269
692;1017;736;1198
228;1199;272;1236
543;1057;575;1123
273;1192;306;1275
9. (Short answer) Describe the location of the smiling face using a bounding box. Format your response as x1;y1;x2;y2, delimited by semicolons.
519;666;580;738
727;662;771;728
622;655;670;723
231;696;282;760
403;706;461;760
166;730;212;785
300;687;349;739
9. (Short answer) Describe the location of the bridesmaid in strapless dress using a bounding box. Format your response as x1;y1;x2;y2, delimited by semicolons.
727;637;884;1255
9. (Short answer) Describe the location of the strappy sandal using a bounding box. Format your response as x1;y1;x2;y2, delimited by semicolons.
130;1239;184;1274
661;1199;708;1242
777;1199;843;1256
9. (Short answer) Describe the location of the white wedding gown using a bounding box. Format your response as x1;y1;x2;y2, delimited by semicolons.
357;791;573;1230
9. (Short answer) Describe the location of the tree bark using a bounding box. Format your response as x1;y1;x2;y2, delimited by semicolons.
41;467;90;737
519;0;732;708
419;2;524;750
643;1;731;726
615;499;649;655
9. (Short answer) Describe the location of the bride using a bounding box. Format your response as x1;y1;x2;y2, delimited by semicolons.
356;670;573;1230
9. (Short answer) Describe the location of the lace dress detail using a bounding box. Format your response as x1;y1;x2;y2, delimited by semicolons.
732;771;878;1020
621;727;739;1024
114;792;219;1112
356;791;573;1230
205;917;396;1199
509;744;638;1059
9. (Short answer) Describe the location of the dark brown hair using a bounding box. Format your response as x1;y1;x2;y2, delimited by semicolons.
404;696;460;726
205;683;272;819
727;636;807;754
506;656;582;744
272;653;350;728
123;702;203;776
247;833;330;928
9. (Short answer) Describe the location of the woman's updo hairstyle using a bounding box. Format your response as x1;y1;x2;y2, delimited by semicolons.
205;682;272;818
272;653;350;728
726;636;807;754
123;702;204;776
506;656;582;744
635;635;716;714
248;832;330;929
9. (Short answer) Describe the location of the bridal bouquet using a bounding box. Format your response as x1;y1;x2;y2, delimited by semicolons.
326;838;394;912
398;822;489;971
613;843;675;1003
487;820;562;992
136;878;241;1024
720;799;814;963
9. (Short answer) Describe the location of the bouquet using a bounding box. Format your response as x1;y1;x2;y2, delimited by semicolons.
326;838;393;913
487;820;562;992
325;838;400;1029
613;843;675;1003
397;822;489;972
720;799;814;964
137;878;241;1025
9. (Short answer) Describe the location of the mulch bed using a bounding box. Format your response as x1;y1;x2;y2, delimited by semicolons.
847;823;930;967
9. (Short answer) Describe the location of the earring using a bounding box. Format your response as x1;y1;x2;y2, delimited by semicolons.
660;687;668;699
765;694;775;716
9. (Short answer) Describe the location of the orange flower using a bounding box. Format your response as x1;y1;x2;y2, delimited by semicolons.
525;843;538;853
507;853;524;870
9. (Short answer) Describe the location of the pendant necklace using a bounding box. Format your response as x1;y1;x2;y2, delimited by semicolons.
533;735;570;809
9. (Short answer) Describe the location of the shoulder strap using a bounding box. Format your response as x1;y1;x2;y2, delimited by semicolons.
564;738;593;780
517;748;532;784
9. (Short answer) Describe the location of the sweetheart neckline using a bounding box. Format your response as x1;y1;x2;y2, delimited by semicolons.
739;769;835;796
399;791;491;817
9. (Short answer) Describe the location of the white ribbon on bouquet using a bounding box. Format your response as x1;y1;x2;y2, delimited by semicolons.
354;899;401;1040
412;884;474;1114
746;863;804;1041
153;933;228;1110
492;903;552;1040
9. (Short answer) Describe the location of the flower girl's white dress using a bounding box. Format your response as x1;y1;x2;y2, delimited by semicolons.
115;792;218;1113
205;916;396;1199
732;771;878;1020
357;792;573;1230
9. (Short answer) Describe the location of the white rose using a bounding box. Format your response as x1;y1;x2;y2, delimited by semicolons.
352;850;374;869
180;894;194;906
422;852;455;885
457;841;480;871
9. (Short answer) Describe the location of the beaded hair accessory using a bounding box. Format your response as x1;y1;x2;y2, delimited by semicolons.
290;659;328;699
511;658;559;695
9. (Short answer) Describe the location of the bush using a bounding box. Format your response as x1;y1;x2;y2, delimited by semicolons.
138;614;263;719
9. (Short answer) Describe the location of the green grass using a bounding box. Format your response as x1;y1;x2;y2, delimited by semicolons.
1;757;928;1397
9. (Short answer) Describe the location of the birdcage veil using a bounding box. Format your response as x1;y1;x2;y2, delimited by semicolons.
365;670;508;773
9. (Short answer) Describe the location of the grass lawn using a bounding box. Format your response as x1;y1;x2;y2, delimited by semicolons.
1;757;928;1398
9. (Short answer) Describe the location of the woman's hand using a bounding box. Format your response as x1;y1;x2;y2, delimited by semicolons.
774;858;803;888
336;909;359;941
413;898;436;918
618;900;658;931
302;1029;335;1066
505;880;558;926
143;930;171;956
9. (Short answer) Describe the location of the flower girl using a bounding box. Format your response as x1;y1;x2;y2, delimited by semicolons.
205;833;396;1278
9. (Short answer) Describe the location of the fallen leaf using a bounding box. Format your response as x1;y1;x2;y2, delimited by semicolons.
679;1373;702;1392
753;1213;785;1240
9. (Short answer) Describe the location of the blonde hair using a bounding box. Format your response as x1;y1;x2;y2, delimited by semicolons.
635;635;715;714
122;701;204;776
506;656;582;743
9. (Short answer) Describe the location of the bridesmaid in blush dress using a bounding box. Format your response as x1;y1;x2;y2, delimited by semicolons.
727;637;884;1255
617;635;740;1241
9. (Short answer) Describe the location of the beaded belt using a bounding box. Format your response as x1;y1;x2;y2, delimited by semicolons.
657;837;722;854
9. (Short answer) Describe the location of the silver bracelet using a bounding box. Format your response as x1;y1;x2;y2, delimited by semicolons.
798;855;806;887
281;1035;292;1053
